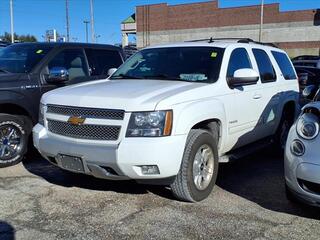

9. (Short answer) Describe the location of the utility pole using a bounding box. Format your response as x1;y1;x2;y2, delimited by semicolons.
90;0;95;43
10;0;14;43
259;0;264;42
83;20;90;43
65;0;70;42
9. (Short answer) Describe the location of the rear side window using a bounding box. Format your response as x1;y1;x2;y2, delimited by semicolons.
252;49;276;83
86;49;123;76
227;48;252;78
272;51;297;80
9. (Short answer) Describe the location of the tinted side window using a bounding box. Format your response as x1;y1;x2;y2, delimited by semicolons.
0;45;52;73
85;49;123;76
47;49;88;82
252;49;276;83
227;48;252;78
272;51;297;80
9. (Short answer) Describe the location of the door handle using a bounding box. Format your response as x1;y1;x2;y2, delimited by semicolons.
253;94;262;99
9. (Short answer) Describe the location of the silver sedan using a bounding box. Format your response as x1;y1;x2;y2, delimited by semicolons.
285;101;320;206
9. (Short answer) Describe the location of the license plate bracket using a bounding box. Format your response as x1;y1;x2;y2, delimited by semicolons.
58;154;85;173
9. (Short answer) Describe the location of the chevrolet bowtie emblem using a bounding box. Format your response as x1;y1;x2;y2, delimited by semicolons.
68;116;86;125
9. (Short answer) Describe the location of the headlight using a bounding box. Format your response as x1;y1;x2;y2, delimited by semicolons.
126;110;173;137
39;103;46;126
296;113;319;140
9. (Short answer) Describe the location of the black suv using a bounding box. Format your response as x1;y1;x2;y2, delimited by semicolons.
0;42;124;167
292;55;320;68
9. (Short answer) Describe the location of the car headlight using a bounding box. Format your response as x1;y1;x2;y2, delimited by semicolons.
296;113;319;140
39;103;46;126
126;110;173;137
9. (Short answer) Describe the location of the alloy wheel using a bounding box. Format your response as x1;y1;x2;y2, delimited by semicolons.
0;125;23;161
192;144;215;191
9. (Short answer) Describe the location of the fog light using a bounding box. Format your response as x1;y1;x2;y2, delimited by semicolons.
140;165;160;175
290;139;305;156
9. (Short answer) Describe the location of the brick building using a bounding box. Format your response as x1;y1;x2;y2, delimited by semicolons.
122;0;320;57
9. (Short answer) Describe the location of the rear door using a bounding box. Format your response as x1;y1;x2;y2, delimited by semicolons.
85;48;123;80
251;48;280;138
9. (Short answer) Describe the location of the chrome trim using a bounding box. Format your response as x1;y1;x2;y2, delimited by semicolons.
47;105;125;120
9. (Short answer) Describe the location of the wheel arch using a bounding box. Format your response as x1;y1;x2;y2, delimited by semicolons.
192;119;222;148
0;103;34;127
173;100;226;151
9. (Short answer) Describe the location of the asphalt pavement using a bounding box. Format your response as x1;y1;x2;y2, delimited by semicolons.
1;147;320;240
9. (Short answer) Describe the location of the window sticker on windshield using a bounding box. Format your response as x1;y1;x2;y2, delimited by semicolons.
180;74;208;81
211;52;218;58
36;50;43;54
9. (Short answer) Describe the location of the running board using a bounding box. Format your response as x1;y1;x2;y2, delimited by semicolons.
219;137;273;163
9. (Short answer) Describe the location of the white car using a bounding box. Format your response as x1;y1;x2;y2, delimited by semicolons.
33;38;299;202
285;90;320;206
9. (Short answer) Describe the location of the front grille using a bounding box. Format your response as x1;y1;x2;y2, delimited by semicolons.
47;105;125;120
48;120;121;141
298;178;320;195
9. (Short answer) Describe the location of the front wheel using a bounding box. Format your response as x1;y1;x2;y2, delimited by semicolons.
170;129;219;202
0;114;30;168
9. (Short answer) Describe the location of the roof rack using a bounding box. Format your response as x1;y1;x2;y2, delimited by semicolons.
186;38;214;43
185;37;279;48
236;38;279;48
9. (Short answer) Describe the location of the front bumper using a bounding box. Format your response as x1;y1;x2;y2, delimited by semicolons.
33;124;187;181
285;125;320;205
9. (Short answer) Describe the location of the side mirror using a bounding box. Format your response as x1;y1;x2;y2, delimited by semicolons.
228;68;259;87
302;85;316;99
47;67;69;84
107;68;117;77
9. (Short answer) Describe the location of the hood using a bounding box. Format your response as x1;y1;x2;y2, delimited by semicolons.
42;79;206;111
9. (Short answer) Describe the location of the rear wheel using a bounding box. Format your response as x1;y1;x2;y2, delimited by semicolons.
170;129;219;202
0;114;31;168
274;106;295;151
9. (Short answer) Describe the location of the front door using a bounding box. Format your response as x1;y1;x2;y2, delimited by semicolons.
226;47;263;148
40;48;89;95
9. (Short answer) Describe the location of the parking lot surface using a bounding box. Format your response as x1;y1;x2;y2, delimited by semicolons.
1;147;320;240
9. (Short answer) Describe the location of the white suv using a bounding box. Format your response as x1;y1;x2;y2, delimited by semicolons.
33;39;299;202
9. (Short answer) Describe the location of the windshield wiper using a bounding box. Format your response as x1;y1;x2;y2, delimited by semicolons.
0;68;10;73
143;74;190;82
110;74;142;79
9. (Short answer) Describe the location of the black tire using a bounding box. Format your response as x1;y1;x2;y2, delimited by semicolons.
0;114;32;168
274;106;295;152
170;129;219;202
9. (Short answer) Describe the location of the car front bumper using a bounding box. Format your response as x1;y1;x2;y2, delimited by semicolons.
285;125;320;205
33;124;187;182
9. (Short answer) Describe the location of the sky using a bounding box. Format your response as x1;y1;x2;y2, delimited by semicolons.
0;0;319;44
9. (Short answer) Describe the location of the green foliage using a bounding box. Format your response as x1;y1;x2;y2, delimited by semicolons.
0;32;37;43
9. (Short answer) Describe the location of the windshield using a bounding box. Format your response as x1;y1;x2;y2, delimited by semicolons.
110;47;225;83
0;45;53;73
